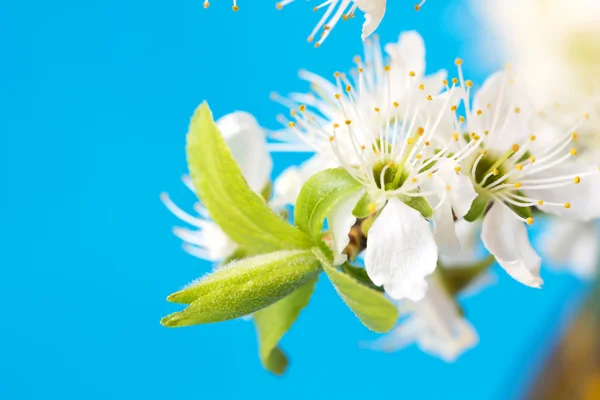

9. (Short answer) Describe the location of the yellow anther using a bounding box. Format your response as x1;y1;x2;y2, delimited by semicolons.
393;101;399;108
387;161;394;168
232;5;239;11
516;164;523;171
459;116;465;123
454;165;461;172
570;148;578;155
334;72;341;78
446;185;452;191
514;182;522;189
484;130;489;135
452;78;459;85
418;84;425;90
414;4;421;11
571;132;579;140
426;95;433;101
367;203;377;213
360;145;366;150
384;65;391;72
476;109;483;116
417;127;425;136
335;93;341;99
288;122;295;127
492;169;499;176
329;136;335;142
526;217;534;225
564;202;571;209
204;1;210;8
455;58;463;66
514;107;521;114
529;135;536;141
353;55;362;64
407;138;414;145
425;141;430;146
290;109;297;116
374;107;380;112
450;105;458;111
409;71;416;77
411;177;418;183
537;200;544;206
452;133;459;142
345;120;352;125
416;154;423;159
299;104;306;111
427;172;433;178
584;112;590;120
529;156;535;163
443;79;448;85
481;149;488;155
574;176;581;184
465;80;473;88
512;144;520;152
487;103;491;109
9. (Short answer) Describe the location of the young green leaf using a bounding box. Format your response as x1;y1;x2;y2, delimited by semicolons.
187;102;312;254
341;263;383;292
294;168;363;241
161;250;321;327
253;277;318;375
313;248;398;333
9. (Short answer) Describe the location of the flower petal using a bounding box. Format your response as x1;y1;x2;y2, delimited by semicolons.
364;198;438;301
524;160;600;221
433;201;461;256
435;159;479;219
355;0;386;40
385;30;425;78
328;190;364;265
216;111;273;193
481;203;543;288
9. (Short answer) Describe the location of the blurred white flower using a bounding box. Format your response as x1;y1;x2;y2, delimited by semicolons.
276;0;387;46
472;0;600;111
367;276;478;362
434;67;600;289
161;111;273;262
539;218;599;279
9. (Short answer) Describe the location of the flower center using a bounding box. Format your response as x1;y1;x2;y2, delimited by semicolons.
372;160;409;191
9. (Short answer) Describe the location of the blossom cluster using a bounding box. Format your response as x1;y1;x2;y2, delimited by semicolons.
159;2;600;373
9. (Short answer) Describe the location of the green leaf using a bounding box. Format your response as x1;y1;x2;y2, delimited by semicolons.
352;192;379;218
161;250;321;327
253;277;318;375
314;248;398;333
464;195;489;222
294;168;363;241
341;263;383;292
187;102;312;254
400;195;433;218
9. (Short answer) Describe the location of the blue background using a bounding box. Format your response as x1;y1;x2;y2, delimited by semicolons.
0;1;588;399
